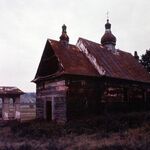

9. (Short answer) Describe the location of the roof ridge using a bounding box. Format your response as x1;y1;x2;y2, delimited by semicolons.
48;39;76;47
78;37;101;45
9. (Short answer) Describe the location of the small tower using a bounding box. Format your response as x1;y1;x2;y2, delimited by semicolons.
101;19;116;51
60;24;69;47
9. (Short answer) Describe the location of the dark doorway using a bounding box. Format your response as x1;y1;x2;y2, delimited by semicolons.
46;101;52;121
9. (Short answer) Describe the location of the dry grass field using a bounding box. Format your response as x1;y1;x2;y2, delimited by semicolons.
0;111;150;150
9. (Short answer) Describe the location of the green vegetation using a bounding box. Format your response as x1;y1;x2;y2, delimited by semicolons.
140;49;150;73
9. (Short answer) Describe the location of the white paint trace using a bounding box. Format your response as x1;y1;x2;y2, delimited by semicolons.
15;111;20;119
4;112;8;119
76;40;106;76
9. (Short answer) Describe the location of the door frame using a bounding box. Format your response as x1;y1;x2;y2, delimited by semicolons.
44;97;54;120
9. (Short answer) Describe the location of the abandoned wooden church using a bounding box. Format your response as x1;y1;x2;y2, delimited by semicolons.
33;20;150;123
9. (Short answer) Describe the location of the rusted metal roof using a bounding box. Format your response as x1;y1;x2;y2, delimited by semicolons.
33;39;99;82
77;38;150;83
34;38;150;84
0;87;24;95
49;39;99;77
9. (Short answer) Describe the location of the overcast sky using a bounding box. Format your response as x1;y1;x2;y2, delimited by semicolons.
0;0;150;92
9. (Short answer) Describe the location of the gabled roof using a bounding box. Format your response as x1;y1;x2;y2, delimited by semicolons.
49;39;99;76
33;39;99;82
33;37;150;84
0;86;24;96
77;38;150;83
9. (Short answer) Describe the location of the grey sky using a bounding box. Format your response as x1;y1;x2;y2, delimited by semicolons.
0;0;150;92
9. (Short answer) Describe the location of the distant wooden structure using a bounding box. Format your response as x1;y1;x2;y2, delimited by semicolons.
0;86;24;121
33;21;150;123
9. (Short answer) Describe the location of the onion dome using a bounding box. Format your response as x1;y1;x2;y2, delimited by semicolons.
60;24;69;43
101;19;116;46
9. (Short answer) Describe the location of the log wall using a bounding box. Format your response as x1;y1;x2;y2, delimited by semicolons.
66;79;102;119
66;78;150;119
36;77;150;122
36;80;67;123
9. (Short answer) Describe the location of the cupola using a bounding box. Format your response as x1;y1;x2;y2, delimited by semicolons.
101;19;116;51
60;24;69;46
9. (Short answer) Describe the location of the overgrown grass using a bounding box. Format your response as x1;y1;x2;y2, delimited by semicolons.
9;111;150;139
10;120;65;138
0;111;150;150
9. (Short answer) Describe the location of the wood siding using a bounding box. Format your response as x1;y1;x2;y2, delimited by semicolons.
36;80;67;123
66;79;102;119
36;77;150;123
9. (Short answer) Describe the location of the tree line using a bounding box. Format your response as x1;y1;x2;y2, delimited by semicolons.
140;49;150;73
